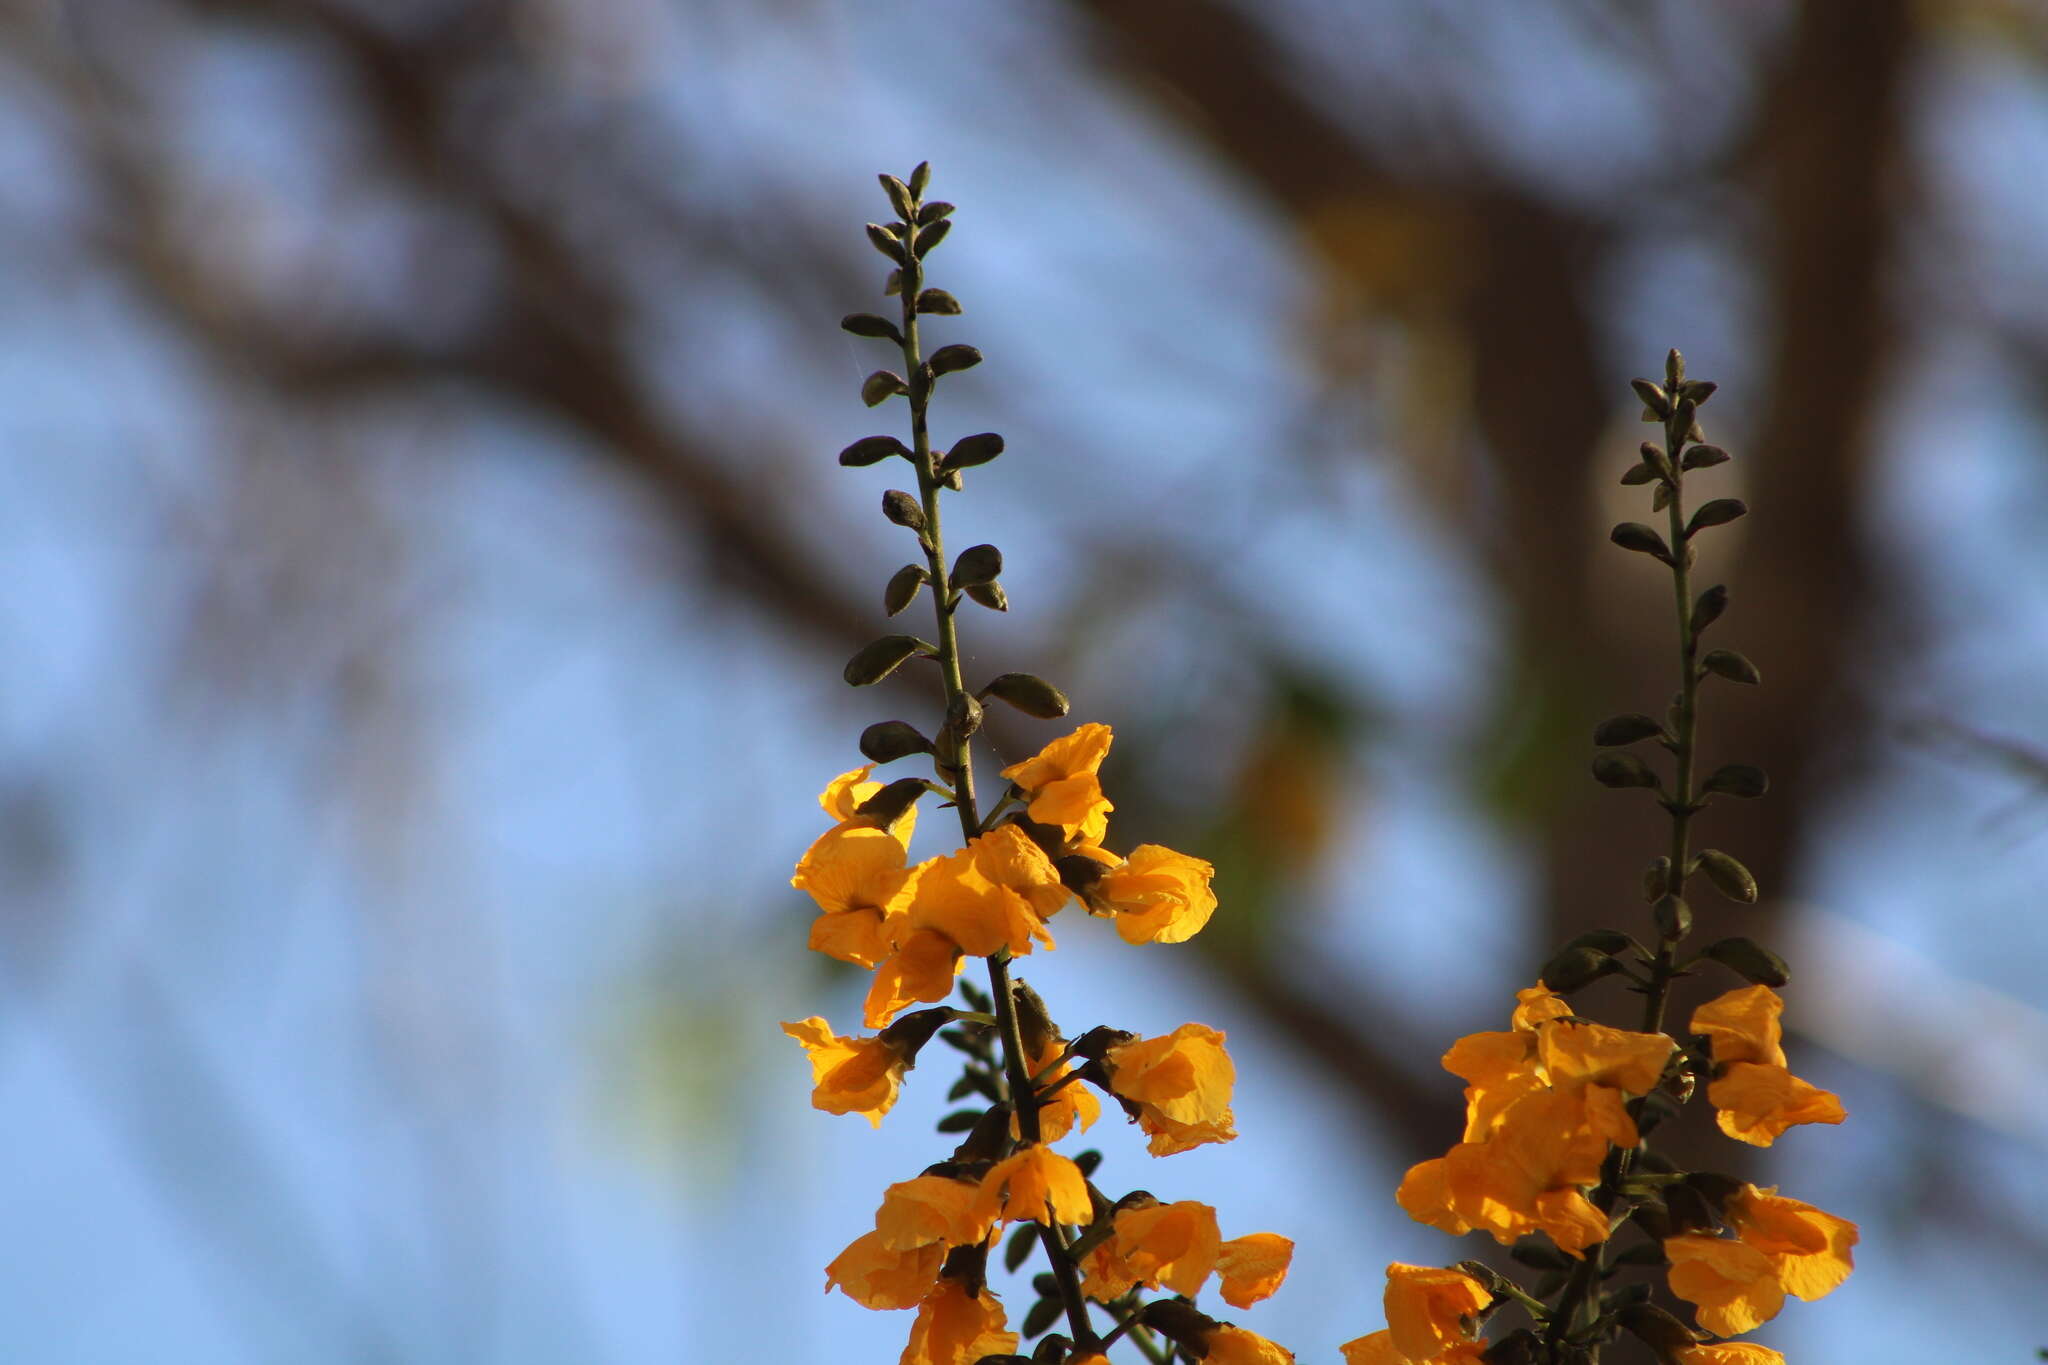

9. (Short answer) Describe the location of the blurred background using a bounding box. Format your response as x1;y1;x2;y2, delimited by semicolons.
1;0;2045;1360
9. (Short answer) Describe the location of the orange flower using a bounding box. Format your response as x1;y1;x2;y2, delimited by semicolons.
1113;1200;1222;1298
1087;844;1218;944
1000;723;1114;844
1691;986;1788;1068
1538;1020;1674;1097
1511;982;1572;1030
903;828;1065;959
1023;1040;1100;1144
823;1229;944;1309
1216;1232;1294;1309
875;1173;995;1251
1337;1331;1486;1365
1201;1324;1297;1365
1383;1262;1491;1362
782;1017;911;1126
1676;1346;1786;1365
978;1144;1092;1227
1401;1086;1618;1257
1706;1062;1847;1147
1104;1023;1238;1155
1727;1186;1857;1303
863;928;964;1029
902;1277;1018;1365
795;824;918;967
1665;1233;1785;1336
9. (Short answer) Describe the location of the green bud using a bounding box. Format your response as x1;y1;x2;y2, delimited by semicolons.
1696;849;1759;902
1642;855;1672;902
860;720;935;764
1591;751;1659;789
908;161;931;197
913;218;952;258
838;434;912;467
840;312;903;344
883;268;902;296
943;691;984;742
864;222;905;264
1508;1240;1572;1271
855;775;928;828
1056;854;1107;894
861;370;909;406
1665;348;1686;387
882;489;927;532
982;672;1070;718
1703;763;1769;798
1538;945;1619;993
1702;936;1790;987
1682;444;1730;470
878;174;916;220
965;581;1009;612
1631;378;1672;419
1137;1300;1219;1351
1631;1091;1681;1139
1641;441;1675;480
1686;498;1748;537
884;564;929;616
843;635;934;686
942;432;1004;471
1610;522;1673;563
1701;649;1761;685
1652;483;1673;513
1620;461;1660;486
951;543;1002;588
1558;929;1638;957
1594;713;1665;747
916;288;962;315
1692;583;1729;630
927;343;982;376
935;1108;983;1134
916;200;955;225
1679;378;1719;406
1654;893;1692;941
1665;1183;1717;1235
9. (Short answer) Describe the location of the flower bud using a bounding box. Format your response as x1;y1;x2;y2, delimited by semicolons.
943;432;1004;471
860;720;935;764
952;544;1003;588
1685;498;1748;537
1642;855;1673;902
1594;713;1665;747
1631;379;1672;419
944;692;984;742
1538;945;1620;993
1701;936;1791;987
916;288;963;316
1610;522;1673;563
1592;752;1659;789
981;672;1071;719
909;161;931;197
1695;849;1758;902
861;370;909;406
884;564;929;616
916;201;955;225
841;312;903;344
1701;649;1761;686
839;434;912;467
913;218;952;258
1692;583;1729;630
882;489;927;532
855;776;928;829
1682;444;1730;471
927;342;981;376
1653;894;1692;941
965;581;1009;612
865;222;906;263
1703;763;1769;798
843;634;935;686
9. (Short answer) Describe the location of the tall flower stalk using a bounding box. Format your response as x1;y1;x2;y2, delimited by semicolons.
784;166;1299;1365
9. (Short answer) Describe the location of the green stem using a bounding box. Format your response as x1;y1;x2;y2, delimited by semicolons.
893;187;1097;1351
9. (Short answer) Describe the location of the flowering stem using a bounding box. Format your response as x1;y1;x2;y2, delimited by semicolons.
891;173;1101;1353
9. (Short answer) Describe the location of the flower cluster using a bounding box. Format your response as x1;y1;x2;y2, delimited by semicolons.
1337;356;1858;1364
782;166;1296;1365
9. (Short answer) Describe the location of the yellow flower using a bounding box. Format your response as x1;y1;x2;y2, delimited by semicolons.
1338;1332;1403;1365
875;1173;995;1251
1691;986;1788;1067
1000;723;1114;844
1383;1262;1491;1362
1104;1023;1238;1155
977;1144;1092;1227
1538;1020;1674;1097
1706;1062;1847;1147
823;1229;944;1309
863;928;964;1029
1665;1233;1785;1336
1201;1324;1297;1365
1728;1186;1857;1303
1216;1232;1293;1309
782;1017;911;1127
1511;982;1572;1030
1113;1199;1222;1297
1087;844;1218;944
795;824;918;967
1676;1346;1786;1365
903;828;1065;960
901;1277;1018;1365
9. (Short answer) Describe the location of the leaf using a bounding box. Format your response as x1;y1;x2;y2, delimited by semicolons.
865;222;905;264
1004;1223;1038;1273
1591;752;1658;789
935;1108;984;1133
843;635;934;686
1692;584;1729;631
914;218;952;258
1020;1296;1063;1339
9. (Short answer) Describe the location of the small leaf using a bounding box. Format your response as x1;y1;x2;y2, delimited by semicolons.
1701;649;1760;686
884;564;929;616
1509;1240;1572;1271
1696;849;1758;903
841;312;903;344
1702;763;1769;799
865;222;905;264
916;201;956;225
952;544;1002;588
965;581;1008;612
1021;1297;1063;1339
1610;522;1672;562
1004;1223;1037;1273
957;979;991;1013
1594;713;1664;747
935;1108;984;1134
860;720;935;764
1692;583;1729;631
1538;945;1619;993
1702;937;1790;987
1679;379;1719;406
914;218;952;258
882;489;927;532
861;370;909;406
1591;752;1659;789
1683;444;1730;470
1631;379;1672;419
983;673;1071;719
916;288;963;315
844;635;934;687
1620;462;1659;486
943;432;1004;471
855;776;927;828
1556;929;1636;957
908;161;931;197
1686;498;1748;537
879;173;915;220
838;434;911;467
1631;1091;1682;1140
947;1074;978;1102
927;343;983;377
